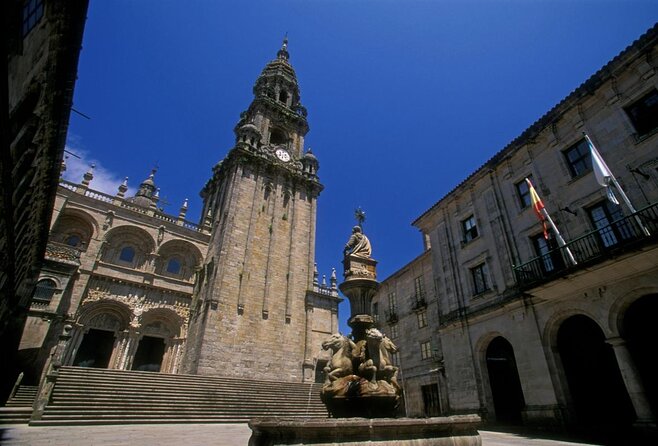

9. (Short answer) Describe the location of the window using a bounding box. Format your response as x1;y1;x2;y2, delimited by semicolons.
22;0;44;37
420;341;433;360
421;384;441;417
372;302;379;319
278;90;289;103
166;258;181;275
387;292;397;313
625;89;658;138
119;246;136;263
461;215;478;243
515;176;532;208
563;139;591;178
389;323;398;339
531;232;565;273
470;263;490;295
414;275;425;299
65;234;82;247
33;279;56;303
588;201;634;248
391;351;400;367
269;128;287;145
417;310;428;328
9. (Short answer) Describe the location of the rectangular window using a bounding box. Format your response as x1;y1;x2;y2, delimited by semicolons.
391;351;400;367
625;89;658;138
470;263;489;295
563;139;591;178
389;323;398;339
420;341;432;360
372;302;379;322
417;310;428;328
587;201;634;248
22;0;45;37
421;384;441;417
387;292;397;312
531;232;565;273
414;275;425;298
461;215;478;243
515;176;532;208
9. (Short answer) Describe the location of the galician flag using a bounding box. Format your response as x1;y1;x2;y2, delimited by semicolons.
584;134;620;205
526;178;549;239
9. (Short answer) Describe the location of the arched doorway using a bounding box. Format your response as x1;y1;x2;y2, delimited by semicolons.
73;329;115;368
623;295;658;416
132;336;166;372
557;315;635;427
486;336;525;424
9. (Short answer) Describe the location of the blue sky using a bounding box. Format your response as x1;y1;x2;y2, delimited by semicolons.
65;1;658;334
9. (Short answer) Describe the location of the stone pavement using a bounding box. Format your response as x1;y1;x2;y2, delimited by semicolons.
0;423;604;446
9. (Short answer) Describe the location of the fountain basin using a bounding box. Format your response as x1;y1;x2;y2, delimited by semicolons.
248;414;482;446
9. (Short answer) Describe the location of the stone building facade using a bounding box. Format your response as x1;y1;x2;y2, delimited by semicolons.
372;24;658;432
18;170;210;383
17;40;341;387
1;0;89;400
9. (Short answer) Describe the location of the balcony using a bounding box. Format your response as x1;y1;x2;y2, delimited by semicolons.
44;242;81;266
514;202;658;290
411;292;427;311
385;310;399;324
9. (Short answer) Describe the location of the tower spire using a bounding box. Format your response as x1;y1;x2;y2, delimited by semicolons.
277;35;289;61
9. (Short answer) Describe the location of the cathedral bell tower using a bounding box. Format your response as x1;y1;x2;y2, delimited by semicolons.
183;39;338;382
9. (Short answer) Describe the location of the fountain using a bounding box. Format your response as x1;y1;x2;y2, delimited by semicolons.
249;217;481;445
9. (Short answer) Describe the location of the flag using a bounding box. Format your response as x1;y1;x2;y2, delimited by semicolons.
585;135;620;205
526;178;549;239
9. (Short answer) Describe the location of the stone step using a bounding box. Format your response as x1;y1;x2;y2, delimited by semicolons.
58;367;316;388
0;407;33;425
4;385;38;407
36;366;328;425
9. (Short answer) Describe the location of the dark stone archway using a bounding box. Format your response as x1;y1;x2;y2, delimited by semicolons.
486;336;525;424
132;336;166;372
73;329;115;368
557;315;635;428
623;294;658;416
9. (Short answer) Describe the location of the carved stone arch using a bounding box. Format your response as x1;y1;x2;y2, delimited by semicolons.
51;208;98;249
102;225;156;269
140;307;183;338
609;286;658;337
77;299;132;332
156;239;203;281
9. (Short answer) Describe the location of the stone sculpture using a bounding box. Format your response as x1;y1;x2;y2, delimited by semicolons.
343;226;371;258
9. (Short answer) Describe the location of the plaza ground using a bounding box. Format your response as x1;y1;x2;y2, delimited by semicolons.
0;423;617;445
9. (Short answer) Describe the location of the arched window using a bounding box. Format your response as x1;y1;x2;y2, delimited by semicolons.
119;246;136;263
279;90;288;104
166;258;181;275
33;279;57;303
65;234;82;247
269;128;287;145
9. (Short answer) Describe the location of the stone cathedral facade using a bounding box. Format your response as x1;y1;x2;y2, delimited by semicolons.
17;40;340;386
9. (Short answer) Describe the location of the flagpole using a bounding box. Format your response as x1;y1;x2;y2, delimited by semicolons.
584;134;650;236
540;208;578;266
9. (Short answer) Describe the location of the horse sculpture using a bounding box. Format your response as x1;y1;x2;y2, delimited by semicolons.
358;328;399;387
321;333;356;386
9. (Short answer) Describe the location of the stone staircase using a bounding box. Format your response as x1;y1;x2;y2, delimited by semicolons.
30;366;328;425
0;385;38;424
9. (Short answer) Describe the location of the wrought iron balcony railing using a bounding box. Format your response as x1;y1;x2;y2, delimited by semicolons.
385;310;399;324
411;292;427;311
514;202;658;290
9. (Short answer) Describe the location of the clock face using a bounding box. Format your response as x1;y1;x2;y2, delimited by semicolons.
275;149;291;162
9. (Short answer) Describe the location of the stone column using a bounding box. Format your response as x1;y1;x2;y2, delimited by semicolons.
112;330;131;370
302;301;315;382
606;336;656;426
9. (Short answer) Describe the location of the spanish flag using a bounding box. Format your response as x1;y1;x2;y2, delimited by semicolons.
526;178;549;240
